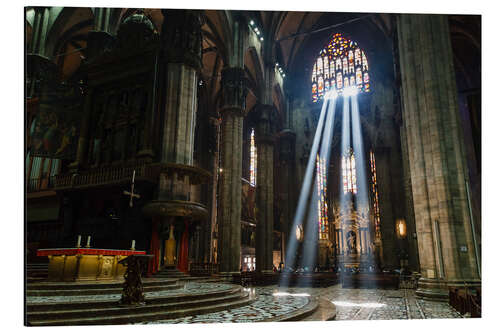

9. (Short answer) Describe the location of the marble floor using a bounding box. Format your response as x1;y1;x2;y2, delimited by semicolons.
139;286;312;324
27;281;464;323
141;284;463;324
314;285;463;320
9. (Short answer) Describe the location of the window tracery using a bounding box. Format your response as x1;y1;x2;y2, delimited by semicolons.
311;33;370;102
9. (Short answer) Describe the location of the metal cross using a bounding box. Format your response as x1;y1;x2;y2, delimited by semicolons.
123;170;141;207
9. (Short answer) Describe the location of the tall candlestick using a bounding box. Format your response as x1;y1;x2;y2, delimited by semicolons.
76;235;82;248
86;236;91;248
131;240;136;250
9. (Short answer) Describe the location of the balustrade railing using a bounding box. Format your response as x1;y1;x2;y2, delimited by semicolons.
55;161;157;189
27;176;56;192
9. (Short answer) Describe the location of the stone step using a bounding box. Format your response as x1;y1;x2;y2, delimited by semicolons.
298;297;337;321
26;285;242;312
27;283;182;297
27;292;247;322
27;294;253;326
27;278;178;290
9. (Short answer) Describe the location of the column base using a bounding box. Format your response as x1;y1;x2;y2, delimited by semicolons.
415;277;482;301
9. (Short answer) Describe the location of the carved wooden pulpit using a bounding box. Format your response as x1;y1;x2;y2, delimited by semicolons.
118;254;154;306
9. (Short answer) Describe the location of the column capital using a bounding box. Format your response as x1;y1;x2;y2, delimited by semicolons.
220;67;249;112
254;103;278;143
161;9;203;69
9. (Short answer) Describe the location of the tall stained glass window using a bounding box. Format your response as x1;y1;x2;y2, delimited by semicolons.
369;150;381;237
311;33;370;102
250;128;257;186
316;155;329;239
342;149;357;194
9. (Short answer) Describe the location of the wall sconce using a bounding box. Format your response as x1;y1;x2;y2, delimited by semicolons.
396;219;407;239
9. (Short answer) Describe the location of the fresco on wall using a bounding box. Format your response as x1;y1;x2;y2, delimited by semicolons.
29;85;82;159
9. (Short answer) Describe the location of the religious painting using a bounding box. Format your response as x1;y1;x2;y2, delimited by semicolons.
28;86;82;159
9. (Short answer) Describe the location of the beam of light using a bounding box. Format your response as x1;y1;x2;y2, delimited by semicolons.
339;93;351;232
326;89;338;100
351;93;377;283
351;94;369;208
300;96;337;279
331;300;386;308
273;292;311;297
337;94;352;278
280;97;330;288
343;86;359;97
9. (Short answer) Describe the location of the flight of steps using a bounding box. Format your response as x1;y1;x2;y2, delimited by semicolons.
154;266;216;282
26;278;180;297
26;263;49;283
26;279;252;326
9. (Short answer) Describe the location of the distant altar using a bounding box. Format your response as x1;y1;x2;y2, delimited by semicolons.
37;248;146;282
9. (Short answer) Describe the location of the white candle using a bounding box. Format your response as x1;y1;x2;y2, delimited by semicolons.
131;240;136;250
76;235;81;248
86;236;91;247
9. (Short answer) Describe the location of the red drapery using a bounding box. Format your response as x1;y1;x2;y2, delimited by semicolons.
147;218;160;276
177;221;189;273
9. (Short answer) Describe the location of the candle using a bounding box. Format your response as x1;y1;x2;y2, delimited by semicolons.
86;236;91;248
131;240;136;250
76;235;82;248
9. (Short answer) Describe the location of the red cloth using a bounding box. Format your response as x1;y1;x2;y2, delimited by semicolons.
37;248;146;256
147;218;160;276
177;221;189;273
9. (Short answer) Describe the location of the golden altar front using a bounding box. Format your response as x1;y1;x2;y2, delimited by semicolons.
37;248;146;282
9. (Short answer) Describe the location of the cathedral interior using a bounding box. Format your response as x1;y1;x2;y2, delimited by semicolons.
24;5;482;326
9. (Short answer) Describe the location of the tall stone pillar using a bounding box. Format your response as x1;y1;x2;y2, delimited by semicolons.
278;129;296;266
27;7;56;98
142;9;209;274
397;14;480;299
255;104;276;273
217;14;249;278
375;147;399;270
86;8;116;62
160;9;202;166
218;67;248;278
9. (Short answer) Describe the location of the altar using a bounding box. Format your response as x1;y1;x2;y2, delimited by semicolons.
37;248;146;282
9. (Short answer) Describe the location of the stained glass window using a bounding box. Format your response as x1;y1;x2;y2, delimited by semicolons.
250;128;257;186
316;155;329;240
370;150;381;237
342;149;357;194
311;33;370;102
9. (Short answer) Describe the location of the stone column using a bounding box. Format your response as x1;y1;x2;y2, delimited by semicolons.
255;104;276;273
28;7;50;56
278;129;296;266
160;9;202;166
400;123;420;271
27;7;56;98
397;14;480;299
216;14;249;278
142;9;205;274
86;8;115;62
218;67;248;278
374;147;399;270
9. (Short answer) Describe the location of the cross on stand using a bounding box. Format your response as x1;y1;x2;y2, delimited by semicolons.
123;170;141;207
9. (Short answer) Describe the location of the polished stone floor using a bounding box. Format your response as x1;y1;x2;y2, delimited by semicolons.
140;286;312;324
27;281;463;323
316;285;463;320
142;284;463;323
